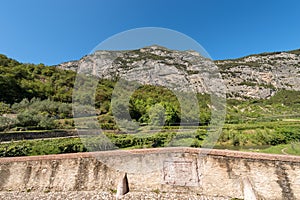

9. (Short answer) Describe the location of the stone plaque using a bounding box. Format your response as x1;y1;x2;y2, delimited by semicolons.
163;160;199;186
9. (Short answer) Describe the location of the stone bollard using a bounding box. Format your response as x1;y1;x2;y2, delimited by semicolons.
116;173;129;199
242;176;257;200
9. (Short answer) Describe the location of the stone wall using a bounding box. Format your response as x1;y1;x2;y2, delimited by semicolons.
0;147;299;199
0;130;77;142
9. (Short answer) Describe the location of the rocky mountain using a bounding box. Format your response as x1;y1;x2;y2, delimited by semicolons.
216;49;300;99
56;46;300;99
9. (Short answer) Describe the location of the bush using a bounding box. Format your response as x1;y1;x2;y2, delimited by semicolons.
0;142;32;157
13;98;73;119
17;109;57;130
38;115;57;130
58;143;87;153
0;102;11;115
17;109;40;127
0;138;88;157
101;123;115;130
0;116;16;131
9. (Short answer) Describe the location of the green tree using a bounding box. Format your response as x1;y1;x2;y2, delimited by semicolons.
148;104;165;126
163;102;180;125
17;109;40;127
0;102;11;115
38;115;56;130
0;117;16;131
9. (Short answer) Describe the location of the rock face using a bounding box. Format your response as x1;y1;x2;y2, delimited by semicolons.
216;49;300;99
56;46;300;99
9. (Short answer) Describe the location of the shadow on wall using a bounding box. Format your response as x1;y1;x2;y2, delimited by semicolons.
0;147;299;200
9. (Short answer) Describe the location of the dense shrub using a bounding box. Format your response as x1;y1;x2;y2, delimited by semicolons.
0;116;16;131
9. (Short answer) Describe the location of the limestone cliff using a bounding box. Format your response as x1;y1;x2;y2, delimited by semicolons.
56;46;300;99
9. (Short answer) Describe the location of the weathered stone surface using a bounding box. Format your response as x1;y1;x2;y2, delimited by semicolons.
57;45;224;98
56;46;300;99
0;191;230;200
0;147;299;199
216;51;300;99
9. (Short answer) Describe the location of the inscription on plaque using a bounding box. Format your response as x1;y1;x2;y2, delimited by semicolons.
163;160;199;186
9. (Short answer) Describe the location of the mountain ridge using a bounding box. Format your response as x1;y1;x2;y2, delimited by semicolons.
215;48;300;62
56;45;300;100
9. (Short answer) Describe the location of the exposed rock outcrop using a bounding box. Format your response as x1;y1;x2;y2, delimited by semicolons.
56;46;300;99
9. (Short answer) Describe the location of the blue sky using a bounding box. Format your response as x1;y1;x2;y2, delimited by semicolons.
1;0;300;65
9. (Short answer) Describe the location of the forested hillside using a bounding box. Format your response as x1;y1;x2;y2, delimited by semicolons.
0;54;210;131
1;51;300;157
